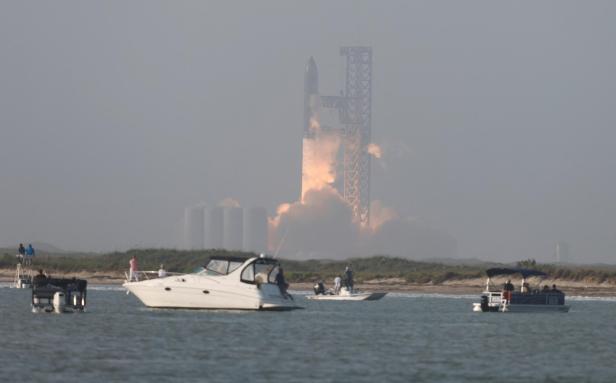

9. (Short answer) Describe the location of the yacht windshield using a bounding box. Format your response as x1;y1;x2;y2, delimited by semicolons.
202;259;246;276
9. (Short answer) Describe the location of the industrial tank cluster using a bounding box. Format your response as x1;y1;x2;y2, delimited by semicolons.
183;205;267;254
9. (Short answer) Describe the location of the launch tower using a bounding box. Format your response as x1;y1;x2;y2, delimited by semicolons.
301;47;373;226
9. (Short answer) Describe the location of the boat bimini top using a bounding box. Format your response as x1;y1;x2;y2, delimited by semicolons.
485;268;547;279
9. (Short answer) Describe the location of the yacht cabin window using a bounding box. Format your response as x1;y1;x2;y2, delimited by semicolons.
241;259;279;284
228;261;243;273
203;259;246;276
206;260;228;275
241;264;254;282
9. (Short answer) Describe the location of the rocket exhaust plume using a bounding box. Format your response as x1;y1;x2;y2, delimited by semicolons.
301;123;341;201
366;143;382;159
300;57;341;201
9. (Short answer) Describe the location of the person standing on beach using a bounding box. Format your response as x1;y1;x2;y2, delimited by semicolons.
129;256;139;282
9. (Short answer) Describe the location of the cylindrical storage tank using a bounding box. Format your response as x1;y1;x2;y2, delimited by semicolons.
223;207;244;251
204;206;224;249
183;206;205;250
243;207;268;254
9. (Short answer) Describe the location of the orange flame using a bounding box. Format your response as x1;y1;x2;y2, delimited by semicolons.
301;115;341;202
366;143;382;159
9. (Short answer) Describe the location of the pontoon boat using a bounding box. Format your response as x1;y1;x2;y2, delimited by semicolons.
472;268;569;313
32;277;87;313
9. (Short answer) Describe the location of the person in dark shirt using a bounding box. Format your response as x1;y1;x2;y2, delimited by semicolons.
33;269;47;285
275;267;290;298
503;280;514;291
344;265;354;292
551;284;561;293
313;280;326;295
503;279;514;302
17;243;26;264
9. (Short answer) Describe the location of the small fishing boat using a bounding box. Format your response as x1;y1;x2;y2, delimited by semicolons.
306;289;387;301
472;268;569;313
124;254;299;311
306;282;387;301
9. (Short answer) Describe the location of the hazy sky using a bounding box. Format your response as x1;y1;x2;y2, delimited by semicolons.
1;1;615;263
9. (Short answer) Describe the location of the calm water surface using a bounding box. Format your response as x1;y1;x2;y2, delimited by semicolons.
1;286;615;382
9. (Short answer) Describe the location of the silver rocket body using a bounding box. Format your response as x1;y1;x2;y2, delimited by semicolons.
304;57;319;139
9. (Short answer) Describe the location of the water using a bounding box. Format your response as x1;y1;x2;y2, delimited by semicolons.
1;287;615;382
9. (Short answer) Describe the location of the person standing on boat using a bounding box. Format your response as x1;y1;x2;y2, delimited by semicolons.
33;269;47;285
275;267;290;298
25;244;35;266
129;256;139;282
503;279;514;302
17;243;26;264
344;265;354;292
334;275;342;294
158;264;166;278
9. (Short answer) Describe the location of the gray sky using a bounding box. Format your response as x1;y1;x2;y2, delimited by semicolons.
1;1;615;263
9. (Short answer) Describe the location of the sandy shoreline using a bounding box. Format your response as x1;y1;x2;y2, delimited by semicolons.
3;269;616;296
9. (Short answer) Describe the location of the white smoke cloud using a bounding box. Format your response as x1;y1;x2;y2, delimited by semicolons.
271;187;357;258
219;197;241;208
270;189;456;260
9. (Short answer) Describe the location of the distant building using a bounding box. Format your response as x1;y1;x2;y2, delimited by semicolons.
183;205;205;250
204;206;224;249
223;206;244;251
184;203;267;253
243;207;268;254
555;241;570;263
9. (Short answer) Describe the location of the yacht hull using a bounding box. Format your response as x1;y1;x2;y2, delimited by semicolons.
124;275;298;311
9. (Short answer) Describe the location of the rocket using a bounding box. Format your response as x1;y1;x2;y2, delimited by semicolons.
304;57;319;139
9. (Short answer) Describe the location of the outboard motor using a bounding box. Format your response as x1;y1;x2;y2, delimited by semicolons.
313;283;319;295
53;292;66;313
313;281;326;295
480;295;489;312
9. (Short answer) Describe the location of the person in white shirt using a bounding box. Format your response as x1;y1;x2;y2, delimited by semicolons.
334;276;342;294
158;264;167;278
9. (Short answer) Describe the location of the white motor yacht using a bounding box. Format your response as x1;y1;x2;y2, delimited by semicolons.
472;268;570;313
124;255;298;311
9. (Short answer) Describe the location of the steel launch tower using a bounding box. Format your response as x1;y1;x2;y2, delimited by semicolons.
301;47;373;226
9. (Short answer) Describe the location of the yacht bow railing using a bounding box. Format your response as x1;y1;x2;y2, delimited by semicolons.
124;270;183;282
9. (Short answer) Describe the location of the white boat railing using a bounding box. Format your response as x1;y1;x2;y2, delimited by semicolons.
14;263;33;288
124;270;183;282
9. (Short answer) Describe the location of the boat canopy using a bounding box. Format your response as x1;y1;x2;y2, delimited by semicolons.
208;255;253;263
203;257;250;276
485;268;547;278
